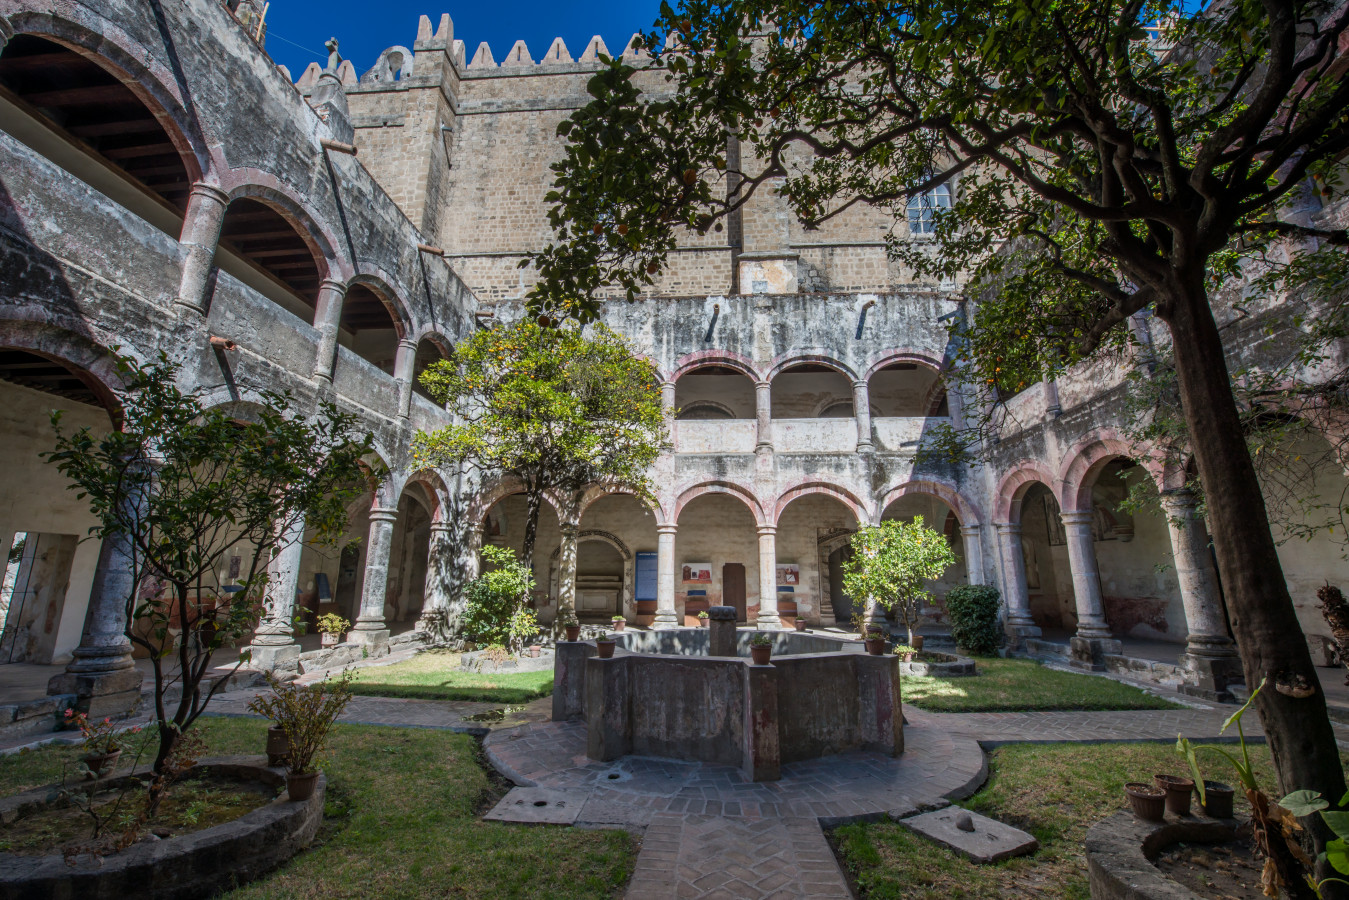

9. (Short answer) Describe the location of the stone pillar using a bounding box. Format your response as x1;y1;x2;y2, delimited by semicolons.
660;380;676;449
1161;490;1242;699
852;380;873;451
417;521;455;642
246;516;305;671
653;523;678;629
311;279;348;383
393;338;417;419
856;654;904;756
755;380;773;453
557;522;579;621
585;655;631;761
348;505;396;645
551;639;597;720
1060;509;1119;669
708;605;738;657
173;183;230;315
960;524;984;585
755;524;781;629
742;662;780;781
995;523;1040;643
1042;379;1062;418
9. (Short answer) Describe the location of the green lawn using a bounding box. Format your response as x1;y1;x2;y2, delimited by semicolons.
835;741;1276;900
346;650;554;703
901;658;1179;712
0;717;635;899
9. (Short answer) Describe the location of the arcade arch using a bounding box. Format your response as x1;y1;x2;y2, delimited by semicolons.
674;364;755;419
770;362;853;419
869;361;947;417
776;491;862;626
674;492;761;624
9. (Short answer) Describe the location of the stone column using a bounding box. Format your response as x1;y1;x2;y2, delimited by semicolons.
311;279;348;383
247;516;305;671
348;505;396;645
1042;380;1062;418
417;521;455;642
708;605;738;656
660;380;676;450
755;380;773;453
1161;490;1242;698
960;524;984;585
653;524;678;629
756;524;781;629
173;183;230;315
852;380;873;451
995;523;1040;643
557;522;579;622
393;338;417;418
1060;509;1118;669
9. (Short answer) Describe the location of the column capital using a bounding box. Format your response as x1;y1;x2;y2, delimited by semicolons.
1058;509;1094;527
318;278;348;295
429;521;452;535
188;181;231;207
995;521;1022;536
1159;488;1198;512
959;524;982;537
559;522;580;537
755;380;771;391
852;379;869;391
756;524;777;537
660;380;677;391
656;523;679;535
369;506;399;523
397;337;418;352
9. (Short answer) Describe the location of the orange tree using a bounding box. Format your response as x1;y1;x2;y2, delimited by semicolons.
413;320;663;618
525;0;1349;880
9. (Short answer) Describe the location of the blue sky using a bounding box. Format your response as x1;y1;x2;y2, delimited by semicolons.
262;1;665;78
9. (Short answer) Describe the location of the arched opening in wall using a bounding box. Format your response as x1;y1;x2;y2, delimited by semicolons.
299;481;377;647
675;493;759;624
1015;482;1075;639
482;493;560;614
216;198;322;322
770;363;853;419
339;283;403;374
869;362;947;417
778;493;860;627
0;349;117;665
383;488;432;633
878;492;966;632
1079;459;1190;653
411;338;450;401
573;494;656;624
675;365;755;419
0;35;193;223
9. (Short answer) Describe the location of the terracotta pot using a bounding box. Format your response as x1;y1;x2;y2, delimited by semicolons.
286;771;320;802
596;639;616;659
266;724;290;767
794;619;808;632
912;635;925;651
1125;782;1167;822
1154;774;1195;816
1199;780;1235;818
83;749;122;777
611;620;625;632
902;651;917;662
321;632;339;647
528;645;541;658
565;625;581;641
699;618;708;628
750;645;772;665
865;638;887;655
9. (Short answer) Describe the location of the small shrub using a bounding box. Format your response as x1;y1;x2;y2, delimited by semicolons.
945;584;1003;655
247;672;353;775
463;545;535;651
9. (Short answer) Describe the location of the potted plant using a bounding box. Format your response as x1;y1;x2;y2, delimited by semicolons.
864;626;889;656
794;618;808;632
611;614;626;632
1154;773;1195;816
64;709;141;777
247;672;353;802
316;612;350;648
1125;782;1167;822
697;611;709;628
749;632;773;665
894;644;918;662
561;611;581;642
596;636;617;659
528;644;542;658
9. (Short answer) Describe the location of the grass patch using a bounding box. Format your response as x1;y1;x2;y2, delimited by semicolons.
835;741;1278;899
0;717;636;899
346;650;554;703
901;658;1179;712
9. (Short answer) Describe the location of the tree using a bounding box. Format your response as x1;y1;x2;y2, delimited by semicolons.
461;545;539;653
44;354;375;796
841;518;956;644
413;320;664;619
527;0;1349;875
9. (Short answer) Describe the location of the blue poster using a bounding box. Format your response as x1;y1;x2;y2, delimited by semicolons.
635;551;657;601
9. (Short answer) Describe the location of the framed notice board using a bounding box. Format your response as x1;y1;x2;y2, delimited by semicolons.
634;551;657;602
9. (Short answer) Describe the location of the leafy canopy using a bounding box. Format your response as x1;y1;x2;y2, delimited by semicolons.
841;517;956;637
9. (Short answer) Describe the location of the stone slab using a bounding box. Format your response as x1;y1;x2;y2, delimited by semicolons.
483;787;589;825
899;806;1038;863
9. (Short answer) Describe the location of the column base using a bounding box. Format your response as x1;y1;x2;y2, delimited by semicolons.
651;612;679;630
755;612;782;630
1179;641;1244;702
1005;621;1042;650
346;627;390;645
1070;635;1122;671
245;642;301;673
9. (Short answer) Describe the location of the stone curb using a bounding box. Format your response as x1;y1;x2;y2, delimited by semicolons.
1084;809;1242;900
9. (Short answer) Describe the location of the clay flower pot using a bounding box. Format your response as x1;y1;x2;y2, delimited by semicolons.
596;639;616;659
528;645;541;658
794;619;808;632
286;771;320;802
611;619;625;632
82;749;121;777
266;724;290;767
1154;774;1195;816
750;645;772;665
1125;782;1167;822
901;651;917;662
565;625;581;641
1199;780;1236;818
321;632;339;647
865;638;888;655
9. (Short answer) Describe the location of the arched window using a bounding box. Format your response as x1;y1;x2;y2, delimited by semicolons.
906;184;951;235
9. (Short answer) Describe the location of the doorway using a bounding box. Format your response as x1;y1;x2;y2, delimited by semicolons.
723;562;746;622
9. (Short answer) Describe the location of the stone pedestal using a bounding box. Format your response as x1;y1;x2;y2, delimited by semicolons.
552;640;597;720
855;653;904;756
708;606;737;657
742;662;780;782
585;655;630;761
1070;635;1122;671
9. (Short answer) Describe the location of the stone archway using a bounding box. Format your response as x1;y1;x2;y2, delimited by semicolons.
549;530;633;622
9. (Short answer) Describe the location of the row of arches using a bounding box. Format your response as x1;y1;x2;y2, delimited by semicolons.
674;360;946;421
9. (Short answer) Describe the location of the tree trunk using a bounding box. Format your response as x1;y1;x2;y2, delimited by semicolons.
520;487;543;607
1163;272;1346;888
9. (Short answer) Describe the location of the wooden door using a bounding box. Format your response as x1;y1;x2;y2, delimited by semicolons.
722;563;746;622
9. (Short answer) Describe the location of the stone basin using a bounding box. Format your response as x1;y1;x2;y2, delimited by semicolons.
551;607;903;781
